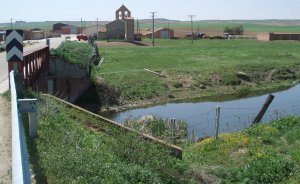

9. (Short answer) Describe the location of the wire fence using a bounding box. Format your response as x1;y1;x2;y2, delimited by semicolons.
186;100;300;141
113;85;300;142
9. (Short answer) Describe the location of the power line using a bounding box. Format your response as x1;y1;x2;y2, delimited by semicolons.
150;12;157;46
188;15;196;44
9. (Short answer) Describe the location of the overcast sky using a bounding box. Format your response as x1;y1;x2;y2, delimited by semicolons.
1;0;300;23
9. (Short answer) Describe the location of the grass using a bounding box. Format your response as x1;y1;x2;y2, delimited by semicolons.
94;39;300;105
24;95;191;183
184;116;300;183
140;21;300;33
52;41;93;69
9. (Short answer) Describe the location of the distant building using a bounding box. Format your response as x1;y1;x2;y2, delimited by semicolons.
24;30;45;40
142;28;174;39
53;23;82;34
106;5;135;41
269;33;300;41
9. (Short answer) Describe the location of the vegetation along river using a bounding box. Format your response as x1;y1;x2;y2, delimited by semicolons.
106;84;300;139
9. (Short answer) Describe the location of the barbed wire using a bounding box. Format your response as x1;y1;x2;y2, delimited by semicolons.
184;108;215;120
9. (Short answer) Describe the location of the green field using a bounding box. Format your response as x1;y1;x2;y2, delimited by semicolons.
140;21;300;33
94;39;300;106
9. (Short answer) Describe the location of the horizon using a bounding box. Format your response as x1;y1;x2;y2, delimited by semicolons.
1;19;300;25
1;0;300;23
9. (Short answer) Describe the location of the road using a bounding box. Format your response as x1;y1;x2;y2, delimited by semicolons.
0;36;68;94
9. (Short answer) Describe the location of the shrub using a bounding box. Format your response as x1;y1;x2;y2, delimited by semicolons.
224;25;244;35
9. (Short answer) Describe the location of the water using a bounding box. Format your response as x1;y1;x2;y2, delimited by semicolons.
107;85;300;138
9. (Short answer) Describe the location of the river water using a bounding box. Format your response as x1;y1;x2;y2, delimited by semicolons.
107;84;300;138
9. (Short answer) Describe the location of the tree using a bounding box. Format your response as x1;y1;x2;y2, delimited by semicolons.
224;25;244;35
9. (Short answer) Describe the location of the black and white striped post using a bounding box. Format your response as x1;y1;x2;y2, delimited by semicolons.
6;29;23;89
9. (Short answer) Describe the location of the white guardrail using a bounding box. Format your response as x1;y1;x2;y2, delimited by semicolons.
10;71;31;184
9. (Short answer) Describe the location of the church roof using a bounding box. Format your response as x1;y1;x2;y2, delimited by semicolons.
116;5;130;12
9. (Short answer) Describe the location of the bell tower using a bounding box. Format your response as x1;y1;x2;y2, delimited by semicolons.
115;5;131;20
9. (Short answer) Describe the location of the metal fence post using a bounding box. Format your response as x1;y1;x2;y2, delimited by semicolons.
46;38;50;46
215;106;221;139
170;118;176;144
18;99;38;138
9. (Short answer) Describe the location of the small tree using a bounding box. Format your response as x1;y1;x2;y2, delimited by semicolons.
224;25;244;35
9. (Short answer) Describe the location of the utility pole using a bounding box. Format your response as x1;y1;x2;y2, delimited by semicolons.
188;15;196;44
81;18;83;34
150;12;157;46
11;18;13;29
96;18;99;33
136;18;138;35
168;21;170;39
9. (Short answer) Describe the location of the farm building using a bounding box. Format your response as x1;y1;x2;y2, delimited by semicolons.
142;28;174;39
106;5;135;41
269;33;300;41
53;23;82;34
24;29;45;40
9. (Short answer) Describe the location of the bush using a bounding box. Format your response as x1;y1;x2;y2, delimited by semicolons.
124;116;188;143
224;25;244;35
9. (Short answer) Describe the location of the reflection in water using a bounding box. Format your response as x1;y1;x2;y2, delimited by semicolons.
107;85;300;138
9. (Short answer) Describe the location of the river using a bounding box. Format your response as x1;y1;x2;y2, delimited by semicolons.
106;84;300;139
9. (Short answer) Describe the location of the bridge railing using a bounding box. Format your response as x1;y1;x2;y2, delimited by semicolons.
10;71;31;184
8;46;50;90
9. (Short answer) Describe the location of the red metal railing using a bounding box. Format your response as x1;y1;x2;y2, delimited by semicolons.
8;46;50;90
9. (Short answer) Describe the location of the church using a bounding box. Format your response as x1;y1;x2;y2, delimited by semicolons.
106;5;135;41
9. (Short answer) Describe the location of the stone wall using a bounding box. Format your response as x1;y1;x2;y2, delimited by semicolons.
125;18;135;41
106;20;125;40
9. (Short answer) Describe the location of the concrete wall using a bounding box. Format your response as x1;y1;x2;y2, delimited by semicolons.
49;57;91;103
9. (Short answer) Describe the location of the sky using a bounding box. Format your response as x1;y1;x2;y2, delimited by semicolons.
1;0;300;23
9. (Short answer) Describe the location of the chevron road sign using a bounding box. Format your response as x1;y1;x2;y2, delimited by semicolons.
6;29;23;62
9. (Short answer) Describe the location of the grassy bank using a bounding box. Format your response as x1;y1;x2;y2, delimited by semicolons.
184;116;300;183
24;94;300;183
94;39;300;107
25;95;190;183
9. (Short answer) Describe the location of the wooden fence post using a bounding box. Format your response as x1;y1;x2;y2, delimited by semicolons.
215;106;221;139
170;118;176;144
252;94;275;125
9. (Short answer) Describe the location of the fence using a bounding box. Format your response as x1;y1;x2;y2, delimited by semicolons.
185;96;300;141
10;71;31;184
8;46;50;90
9;46;47;184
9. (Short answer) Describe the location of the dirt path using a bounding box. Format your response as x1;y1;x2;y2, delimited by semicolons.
0;96;11;184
